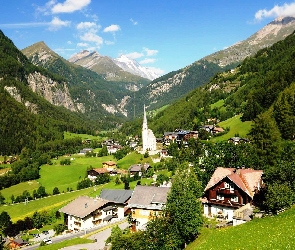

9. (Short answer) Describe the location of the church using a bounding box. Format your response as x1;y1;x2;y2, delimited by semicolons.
142;105;157;152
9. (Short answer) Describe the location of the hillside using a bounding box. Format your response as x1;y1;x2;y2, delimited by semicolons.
22;42;139;120
187;206;295;250
0;30;97;155
126;16;295;116
120;30;295;138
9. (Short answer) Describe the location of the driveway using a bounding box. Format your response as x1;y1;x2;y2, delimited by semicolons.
60;221;129;250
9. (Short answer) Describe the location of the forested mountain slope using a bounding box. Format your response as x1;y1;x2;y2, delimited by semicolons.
126;16;295;116
22;42;138;120
121;30;295;137
0;30;97;155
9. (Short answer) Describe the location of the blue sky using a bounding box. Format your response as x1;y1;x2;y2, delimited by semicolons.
1;0;295;75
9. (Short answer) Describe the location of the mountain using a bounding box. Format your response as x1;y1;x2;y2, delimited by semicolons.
68;50;150;90
22;42;138;120
113;55;160;80
0;30;97;155
129;16;295;115
141;30;295;137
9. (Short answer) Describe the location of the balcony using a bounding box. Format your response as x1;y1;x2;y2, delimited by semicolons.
217;188;238;195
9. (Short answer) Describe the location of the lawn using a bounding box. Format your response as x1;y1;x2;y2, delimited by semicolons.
39;154;115;192
211;114;252;142
187;206;295;250
210;99;224;109
63;131;104;141
0;180;40;202
35;238;94;250
117;151;152;170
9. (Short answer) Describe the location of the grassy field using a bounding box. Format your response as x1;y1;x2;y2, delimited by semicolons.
210;99;225;109
36;238;94;250
117;151;152;170
211;114;252;142
63;132;104;141
39;154;115;193
187;206;295;250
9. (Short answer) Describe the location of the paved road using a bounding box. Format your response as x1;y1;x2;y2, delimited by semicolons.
22;221;129;250
60;222;129;250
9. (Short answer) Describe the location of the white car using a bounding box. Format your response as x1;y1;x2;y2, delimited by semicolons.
43;239;52;244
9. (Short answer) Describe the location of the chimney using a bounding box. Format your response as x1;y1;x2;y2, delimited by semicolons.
85;203;88;208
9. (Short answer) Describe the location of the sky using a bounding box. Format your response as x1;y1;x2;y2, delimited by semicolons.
0;0;295;75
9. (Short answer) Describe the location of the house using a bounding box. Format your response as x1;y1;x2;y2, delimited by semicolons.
213;127;224;134
87;168;109;181
5;238;28;249
202;167;263;222
128;163;151;176
183;131;199;140
79;148;93;154
228;137;250;145
102;160;117;169
99;189;133;218
127;185;171;230
107;144;122;154
59;196;115;231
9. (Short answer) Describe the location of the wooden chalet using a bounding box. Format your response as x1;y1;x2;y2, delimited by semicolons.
203;167;263;221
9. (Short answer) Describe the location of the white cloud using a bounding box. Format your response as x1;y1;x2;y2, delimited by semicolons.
77;22;99;30
105;40;115;45
139;58;156;64
125;52;144;59
67;40;72;44
77;42;88;47
255;2;295;20
143;47;158;56
51;0;91;14
48;17;71;31
103;24;120;33
130;18;138;25
80;31;103;46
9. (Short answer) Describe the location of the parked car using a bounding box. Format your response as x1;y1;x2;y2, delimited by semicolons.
43;239;52;244
42;230;49;235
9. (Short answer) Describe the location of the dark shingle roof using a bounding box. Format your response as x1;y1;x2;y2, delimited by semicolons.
99;189;133;204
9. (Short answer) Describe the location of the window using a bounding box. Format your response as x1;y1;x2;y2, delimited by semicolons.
224;182;229;188
229;183;234;191
217;194;224;200
231;196;238;202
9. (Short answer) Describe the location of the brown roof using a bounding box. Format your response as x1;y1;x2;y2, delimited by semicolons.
59;196;109;218
128;185;170;208
93;168;109;174
204;167;263;198
103;161;117;166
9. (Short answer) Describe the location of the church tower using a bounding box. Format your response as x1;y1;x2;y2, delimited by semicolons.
142;105;156;152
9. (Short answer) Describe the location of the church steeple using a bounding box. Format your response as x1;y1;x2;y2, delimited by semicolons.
143;104;148;131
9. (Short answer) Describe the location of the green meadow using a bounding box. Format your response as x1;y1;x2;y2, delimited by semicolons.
187;206;295;250
212;114;252;142
117;151;152;170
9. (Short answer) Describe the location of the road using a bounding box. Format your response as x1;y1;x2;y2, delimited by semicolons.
22;220;129;250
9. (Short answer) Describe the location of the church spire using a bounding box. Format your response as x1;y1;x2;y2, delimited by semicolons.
143;104;147;130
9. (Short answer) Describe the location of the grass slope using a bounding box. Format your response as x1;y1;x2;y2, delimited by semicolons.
187;206;295;250
212;114;252;142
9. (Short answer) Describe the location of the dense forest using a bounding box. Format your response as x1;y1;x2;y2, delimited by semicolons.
0;30;98;155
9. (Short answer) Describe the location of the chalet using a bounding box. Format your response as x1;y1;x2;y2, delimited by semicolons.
163;132;178;145
213;127;224;134
102;160;117;169
128;163;151;176
183;131;199;140
202;167;263;222
79;148;93;154
228;137;250;145
59;196;115;231
5;238;28;249
99;189;133;218
87;168;109;181
127;185;170;230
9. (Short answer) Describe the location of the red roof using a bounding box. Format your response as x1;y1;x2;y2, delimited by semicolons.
204;167;263;198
